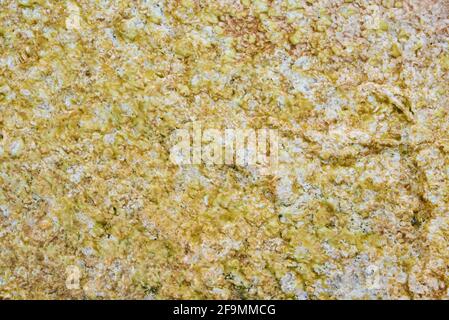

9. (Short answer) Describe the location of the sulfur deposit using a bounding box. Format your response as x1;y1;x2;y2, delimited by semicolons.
0;0;448;299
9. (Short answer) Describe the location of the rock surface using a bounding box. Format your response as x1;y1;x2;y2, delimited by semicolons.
0;0;448;299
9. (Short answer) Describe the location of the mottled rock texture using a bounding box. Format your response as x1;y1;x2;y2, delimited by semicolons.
0;0;448;299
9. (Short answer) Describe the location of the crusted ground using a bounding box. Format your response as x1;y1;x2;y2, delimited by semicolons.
0;0;448;299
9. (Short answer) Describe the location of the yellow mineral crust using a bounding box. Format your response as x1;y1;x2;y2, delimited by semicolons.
0;0;448;299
